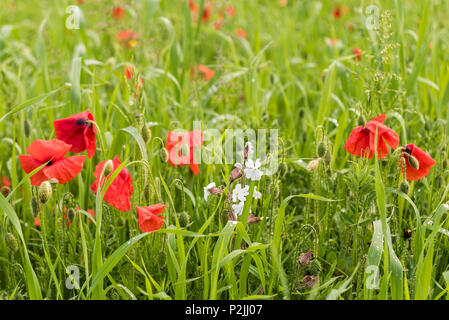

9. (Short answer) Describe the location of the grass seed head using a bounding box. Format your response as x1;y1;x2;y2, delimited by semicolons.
5;233;18;252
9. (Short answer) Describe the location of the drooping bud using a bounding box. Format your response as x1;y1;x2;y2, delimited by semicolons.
31;197;40;218
407;155;420;170
160;148;169;162
247;213;262;224
308;259;322;276
301;275;319;288
244;142;253;160
24;119;31;138
67;208;76;224
317;142;327;158
141;125;151;144
230;167;243;182
5;233;18;252
38;181;52;204
307;159;321;171
104;160;114;176
177;212;190;228
399;181;410;194
323;150;332;166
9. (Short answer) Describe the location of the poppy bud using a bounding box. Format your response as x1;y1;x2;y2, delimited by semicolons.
407;155;420;170
24;119;31;138
306;159;321;171
67;208;76;224
31;197;40;218
399;181;410;194
317;142;327;158
177;211;190;228
230;167;243;182
141;125;151;144
357;114;366;126
308;259;321;276
104;160;114;176
160;148;169;162
49;178;59;193
323;150;332;166
5;233;18;252
180;143;190;157
38;181;52;204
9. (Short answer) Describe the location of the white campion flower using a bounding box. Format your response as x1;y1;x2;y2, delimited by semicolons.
234;162;243;170
253;186;262;199
232;184;249;203
203;182;216;201
232;201;245;216
244;159;263;181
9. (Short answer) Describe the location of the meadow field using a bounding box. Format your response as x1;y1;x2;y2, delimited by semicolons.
1;0;449;301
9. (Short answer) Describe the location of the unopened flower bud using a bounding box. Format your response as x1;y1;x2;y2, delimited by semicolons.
5;233;18;252
104;160;114;176
399;181;410;194
230;167;243;182
247;213;262;224
141;125;151;144
407;155;420;170
244;142;253;160
160;148;169;163
38;181;52;204
308;259;322;276
31;197;40;218
67;208;76;224
209;187;223;196
24;119;31;138
299;249;312;266
323;150;332;166
317;142;327;158
180;143;190;157
177;212;190;228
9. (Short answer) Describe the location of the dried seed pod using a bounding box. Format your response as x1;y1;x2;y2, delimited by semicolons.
38;181;52;204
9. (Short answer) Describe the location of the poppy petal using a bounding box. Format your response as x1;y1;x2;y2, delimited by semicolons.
344;126;372;158
26;139;71;163
42;155;86;184
19;155;47;186
404;144;436;181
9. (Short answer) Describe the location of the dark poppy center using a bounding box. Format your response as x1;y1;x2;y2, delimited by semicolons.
76;118;93;129
362;128;369;134
47;161;53;166
403;146;412;154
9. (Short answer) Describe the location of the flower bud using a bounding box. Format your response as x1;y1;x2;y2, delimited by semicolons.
307;159;321;171
177;212;190;228
308;259;322;276
244;142;253;160
407;155;420;170
67;208;76;224
180;143;190;157
38;181;52;204
5;233;18;252
104;160;114;176
24;119;31;138
247;213;262;224
323;150;332;166
209;187;224;197
399;181;410;194
31;197;40;218
230;167;243;182
141;125;151;144
160;148;169;162
299;250;312;266
316;142;327;158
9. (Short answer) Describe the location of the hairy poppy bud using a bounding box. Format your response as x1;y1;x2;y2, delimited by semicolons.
408;155;420;170
177;212;190;228
317;142;327;158
5;233;18;252
307;159;321;171
104;160;114;176
24;119;31;138
399;181;410;194
31;197;40;218
67;208;76;224
357;114;366;127
323;150;332;166
160;148;169;162
141;125;151;144
38;181;52;204
308;259;322;276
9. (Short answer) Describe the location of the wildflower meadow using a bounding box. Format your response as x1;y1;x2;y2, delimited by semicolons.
1;0;449;302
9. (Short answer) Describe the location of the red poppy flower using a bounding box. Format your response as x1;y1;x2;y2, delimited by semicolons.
54;110;97;158
191;64;215;81
166;130;203;175
401;144;436;181
353;47;362;61
333;5;342;19
188;0;212;23
112;6;125;20
344;114;399;159
225;6;236;17
236;28;247;39
19;139;86;186
1;176;11;196
116;30;139;49
136;204;165;233
188;0;199;12
125;64;134;80
34;216;41;227
90;155;133;212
